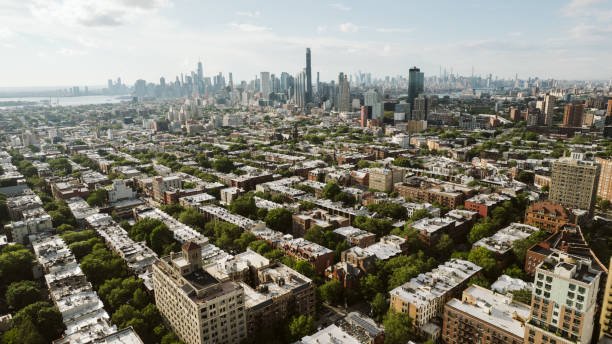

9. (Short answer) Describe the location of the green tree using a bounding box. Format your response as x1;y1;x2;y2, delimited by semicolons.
5;281;41;310
229;195;257;218
509;289;532;305
318;280;344;305
468;247;499;278
86;188;108;207
0;245;34;286
264;208;293;233
322;182;342;200
213;157;235;173
383;311;415;344
178;208;207;229
293;261;315;278
370;293;388;322
288;315;315;341
503;265;525;279
467;275;490;288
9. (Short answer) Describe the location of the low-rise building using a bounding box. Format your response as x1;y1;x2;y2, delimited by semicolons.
443;285;530;344
292;209;350;237
464;193;512;218
333;226;377;248
389;259;482;335
524;201;574;232
473;223;538;263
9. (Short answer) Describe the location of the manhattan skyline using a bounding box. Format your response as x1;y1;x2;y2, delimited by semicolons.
1;0;612;87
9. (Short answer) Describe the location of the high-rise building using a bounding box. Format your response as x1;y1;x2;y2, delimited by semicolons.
524;252;602;344
294;69;306;108
338;74;351;112
599;258;612;341
596;157;612;202
408;66;424;105
544;94;556;126
197;61;203;82
412;96;429;121
152;242;247;344
549;158;600;212
363;89;378;107
260;72;271;100
305;48;312;103
563;103;585;127
607;98;612;117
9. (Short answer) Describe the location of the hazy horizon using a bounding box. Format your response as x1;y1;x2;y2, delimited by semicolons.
1;0;612;87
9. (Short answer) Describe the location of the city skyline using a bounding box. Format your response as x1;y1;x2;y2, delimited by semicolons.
1;0;612;87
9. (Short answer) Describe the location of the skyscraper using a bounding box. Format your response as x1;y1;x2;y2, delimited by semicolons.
338;74;350;113
197;61;203;81
305;48;312;103
260;72;271;100
408;66;424;106
544;94;556;126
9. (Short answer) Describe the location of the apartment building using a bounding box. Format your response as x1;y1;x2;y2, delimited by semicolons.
152;242;247;344
524;252;602;344
368;168;405;192
549;159;600;212
473;223;539;263
389;259;482;333
443;285;530;344
525;201;574;232
292;209;350;237
394;178;475;210
204;249;316;335
525;224;607;276
152;176;181;203
599;258;612;342
333;226;377;248
596;157;612;202
464;193;512;218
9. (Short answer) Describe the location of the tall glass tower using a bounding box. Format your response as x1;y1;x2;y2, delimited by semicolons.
306;48;312;103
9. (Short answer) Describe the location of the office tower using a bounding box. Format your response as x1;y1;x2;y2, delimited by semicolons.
563;103;585;127
599;258;612;341
596;157;612;202
107;79;113;89
524;253;602;344
294;70;306;108
316;71;320;97
160;77;166;88
412;96;429;121
153;242;247;344
134;79;146;98
197;61;203;81
260;72;271;100
544;94;556;126
305;48;312;103
338;74;351;112
228;72;233;89
280;72;289;93
408;66;424;105
549;158;600;212
364;89;378;107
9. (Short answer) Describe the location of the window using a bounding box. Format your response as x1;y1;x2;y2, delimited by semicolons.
569;284;576;291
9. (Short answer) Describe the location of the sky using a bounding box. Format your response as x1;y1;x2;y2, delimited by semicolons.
1;0;612;87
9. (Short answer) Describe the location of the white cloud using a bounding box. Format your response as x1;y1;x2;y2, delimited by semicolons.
57;48;87;56
376;27;413;34
229;22;270;32
28;0;171;27
330;3;351;11
339;22;358;33
316;25;328;33
236;10;260;18
0;27;14;40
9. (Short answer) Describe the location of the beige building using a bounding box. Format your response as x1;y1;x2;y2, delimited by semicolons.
596;157;612;202
524;252;602;344
152;242;247;344
443;285;530;344
549;159;600;212
599;258;612;342
368;167;405;192
389;259;482;335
